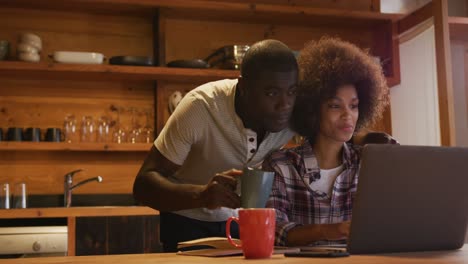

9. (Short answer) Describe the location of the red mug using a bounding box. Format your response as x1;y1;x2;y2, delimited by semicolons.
226;208;276;259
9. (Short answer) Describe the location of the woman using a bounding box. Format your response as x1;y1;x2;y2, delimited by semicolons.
263;37;389;246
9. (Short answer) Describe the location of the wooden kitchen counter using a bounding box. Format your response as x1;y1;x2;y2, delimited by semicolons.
0;206;159;256
0;206;158;218
1;245;467;264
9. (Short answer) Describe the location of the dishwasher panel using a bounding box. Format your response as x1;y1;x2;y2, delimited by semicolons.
0;226;67;255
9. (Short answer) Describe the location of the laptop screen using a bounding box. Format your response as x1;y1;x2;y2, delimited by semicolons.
347;144;468;254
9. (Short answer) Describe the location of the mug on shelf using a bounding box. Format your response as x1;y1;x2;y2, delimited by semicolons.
45;127;62;142
6;127;23;141
24;127;41;142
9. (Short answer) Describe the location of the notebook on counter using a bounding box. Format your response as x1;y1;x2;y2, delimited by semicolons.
176;237;299;257
345;144;468;254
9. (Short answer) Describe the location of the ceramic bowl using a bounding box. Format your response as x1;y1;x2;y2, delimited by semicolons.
17;42;39;54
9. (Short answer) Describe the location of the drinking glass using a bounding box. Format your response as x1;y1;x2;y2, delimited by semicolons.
81;116;95;142
0;183;10;209
140;109;154;143
128;107;141;144
12;182;27;209
112;108;127;144
64;115;78;143
97;116;111;143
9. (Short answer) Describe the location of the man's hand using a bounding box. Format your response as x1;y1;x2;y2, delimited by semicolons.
353;131;399;146
199;169;242;209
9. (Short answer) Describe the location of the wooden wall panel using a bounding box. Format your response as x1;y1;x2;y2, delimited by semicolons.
0;151;149;194
165;18;372;62
156;82;207;133
163;18;376;64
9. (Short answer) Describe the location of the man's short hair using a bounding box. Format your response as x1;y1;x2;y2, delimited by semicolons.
241;39;298;80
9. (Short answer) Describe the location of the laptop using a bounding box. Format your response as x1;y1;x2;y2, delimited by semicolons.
346;144;468;254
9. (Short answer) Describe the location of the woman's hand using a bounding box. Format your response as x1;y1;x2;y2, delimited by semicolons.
321;221;351;241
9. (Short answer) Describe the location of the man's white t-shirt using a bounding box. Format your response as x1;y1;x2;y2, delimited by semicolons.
155;79;295;222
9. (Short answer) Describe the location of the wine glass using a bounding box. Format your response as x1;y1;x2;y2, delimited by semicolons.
140;109;154;143
63;115;78;143
112;108;127;144
97;116;111;143
80;116;95;143
128;107;141;144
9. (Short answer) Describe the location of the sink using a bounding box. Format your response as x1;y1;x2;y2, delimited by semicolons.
27;194;138;208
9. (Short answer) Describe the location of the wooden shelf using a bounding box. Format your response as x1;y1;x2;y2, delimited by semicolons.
0;142;152;152
449;16;468;41
3;0;404;24
0;61;239;83
0;206;159;219
0;61;397;85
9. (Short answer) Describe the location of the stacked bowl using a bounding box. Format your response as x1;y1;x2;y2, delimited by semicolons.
17;33;42;62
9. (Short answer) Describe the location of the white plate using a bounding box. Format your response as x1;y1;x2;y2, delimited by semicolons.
52;51;104;64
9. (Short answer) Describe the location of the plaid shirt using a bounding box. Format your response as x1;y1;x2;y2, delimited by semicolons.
263;141;361;246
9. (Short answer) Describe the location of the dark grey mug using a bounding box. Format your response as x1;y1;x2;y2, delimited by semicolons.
7;127;23;141
24;127;41;142
45;128;62;142
240;167;275;208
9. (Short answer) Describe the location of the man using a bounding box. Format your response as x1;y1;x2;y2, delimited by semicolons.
133;39;298;252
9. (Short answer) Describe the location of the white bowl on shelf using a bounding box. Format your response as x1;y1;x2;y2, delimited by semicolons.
19;33;42;51
18;52;40;62
17;43;39;54
52;51;104;64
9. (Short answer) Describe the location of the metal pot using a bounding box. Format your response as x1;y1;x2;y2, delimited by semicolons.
205;45;250;70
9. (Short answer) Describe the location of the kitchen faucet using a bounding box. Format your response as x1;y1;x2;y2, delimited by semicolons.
64;169;103;207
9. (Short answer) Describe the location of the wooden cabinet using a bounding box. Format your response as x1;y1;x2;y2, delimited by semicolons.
0;1;402;250
76;215;161;255
0;207;159;256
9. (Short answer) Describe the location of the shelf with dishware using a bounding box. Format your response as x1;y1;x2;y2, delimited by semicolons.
0;142;152;152
0;60;399;87
0;0;401;88
0;61;239;83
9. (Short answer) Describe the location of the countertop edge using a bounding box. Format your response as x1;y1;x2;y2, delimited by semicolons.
0;206;159;218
